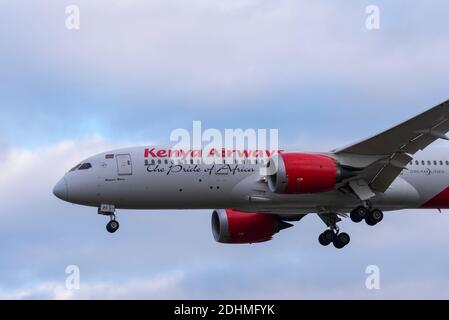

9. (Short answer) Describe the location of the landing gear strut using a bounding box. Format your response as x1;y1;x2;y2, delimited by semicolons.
350;204;383;226
98;204;119;233
318;214;350;249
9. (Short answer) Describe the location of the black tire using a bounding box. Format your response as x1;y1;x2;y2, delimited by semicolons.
322;229;335;243
350;206;369;223
366;209;383;226
333;239;344;249
350;211;363;223
365;216;376;226
371;209;384;222
318;233;330;246
338;232;350;245
106;220;119;233
333;232;350;249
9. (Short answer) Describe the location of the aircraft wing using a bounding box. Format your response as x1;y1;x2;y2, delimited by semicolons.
333;99;449;193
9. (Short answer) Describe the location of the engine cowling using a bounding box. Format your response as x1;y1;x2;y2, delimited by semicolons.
268;153;345;194
211;209;293;244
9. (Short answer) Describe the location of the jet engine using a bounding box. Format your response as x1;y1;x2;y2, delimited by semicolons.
211;209;293;244
267;153;353;194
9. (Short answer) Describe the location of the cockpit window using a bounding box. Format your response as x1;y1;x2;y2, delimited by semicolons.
79;163;92;170
69;164;81;172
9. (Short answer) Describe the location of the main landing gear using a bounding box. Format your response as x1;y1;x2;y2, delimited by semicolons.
350;205;383;226
318;227;351;249
318;214;350;249
318;203;383;249
98;205;119;233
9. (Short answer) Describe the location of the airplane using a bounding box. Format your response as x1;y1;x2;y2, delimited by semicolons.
53;99;449;249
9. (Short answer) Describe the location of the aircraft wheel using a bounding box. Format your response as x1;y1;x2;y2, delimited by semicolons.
106;220;120;233
318;229;335;246
350;206;369;223
318;233;328;246
333;232;350;249
323;229;335;242
366;209;383;226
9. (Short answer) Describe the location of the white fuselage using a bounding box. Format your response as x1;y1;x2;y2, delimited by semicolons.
52;146;449;215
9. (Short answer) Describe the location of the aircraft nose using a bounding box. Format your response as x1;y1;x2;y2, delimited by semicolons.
53;177;68;201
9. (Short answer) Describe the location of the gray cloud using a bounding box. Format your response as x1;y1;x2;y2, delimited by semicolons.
2;0;449;99
2;1;449;148
0;0;449;147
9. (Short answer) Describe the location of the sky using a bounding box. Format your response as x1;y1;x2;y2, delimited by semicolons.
1;0;449;299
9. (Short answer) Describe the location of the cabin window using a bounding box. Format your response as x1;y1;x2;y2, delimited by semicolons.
427;160;431;165
79;163;92;170
69;164;81;172
440;161;443;165
415;160;419;165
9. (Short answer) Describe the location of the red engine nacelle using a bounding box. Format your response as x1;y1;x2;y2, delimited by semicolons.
211;209;293;244
268;153;342;194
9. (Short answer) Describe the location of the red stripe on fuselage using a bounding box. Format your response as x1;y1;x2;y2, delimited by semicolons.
421;186;449;208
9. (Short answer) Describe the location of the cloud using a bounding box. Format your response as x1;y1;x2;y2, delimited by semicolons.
2;1;449;149
0;135;115;216
0;271;185;300
2;0;449;100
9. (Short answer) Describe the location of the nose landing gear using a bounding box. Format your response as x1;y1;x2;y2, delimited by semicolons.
98;204;119;234
106;216;120;233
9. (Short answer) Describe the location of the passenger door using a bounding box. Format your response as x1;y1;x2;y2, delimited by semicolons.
116;154;133;175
